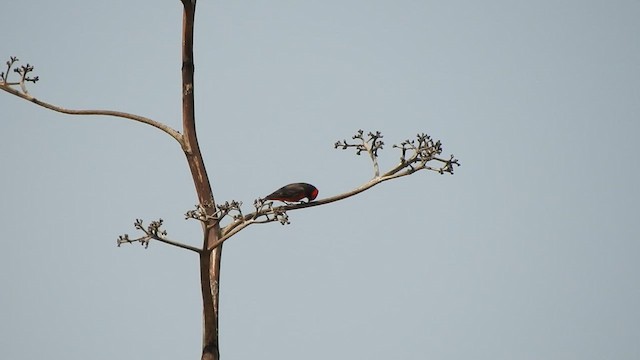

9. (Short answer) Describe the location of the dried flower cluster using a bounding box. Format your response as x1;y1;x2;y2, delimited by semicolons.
117;219;168;249
335;130;385;176
392;133;460;175
0;57;39;94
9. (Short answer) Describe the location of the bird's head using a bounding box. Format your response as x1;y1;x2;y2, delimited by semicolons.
306;185;319;202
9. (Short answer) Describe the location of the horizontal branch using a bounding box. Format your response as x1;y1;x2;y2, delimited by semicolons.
117;232;201;253
208;132;459;250
117;219;201;253
0;84;184;146
208;175;390;251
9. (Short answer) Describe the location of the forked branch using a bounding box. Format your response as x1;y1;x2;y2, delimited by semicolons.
206;130;459;250
335;129;384;177
0;57;184;146
117;218;200;253
185;200;245;227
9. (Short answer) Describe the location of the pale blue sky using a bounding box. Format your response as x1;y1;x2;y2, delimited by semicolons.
1;1;639;359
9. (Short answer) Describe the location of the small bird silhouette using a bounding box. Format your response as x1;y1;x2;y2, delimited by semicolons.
264;183;319;203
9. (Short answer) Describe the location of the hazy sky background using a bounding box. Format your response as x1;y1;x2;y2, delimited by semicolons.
1;1;639;359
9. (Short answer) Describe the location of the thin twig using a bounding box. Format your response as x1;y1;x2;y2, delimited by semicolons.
0;84;184;146
153;236;201;253
117;219;201;253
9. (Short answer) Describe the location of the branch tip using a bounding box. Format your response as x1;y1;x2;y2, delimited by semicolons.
117;218;200;253
1;57;183;145
1;57;39;93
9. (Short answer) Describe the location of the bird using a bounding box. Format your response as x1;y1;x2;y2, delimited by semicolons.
263;183;319;203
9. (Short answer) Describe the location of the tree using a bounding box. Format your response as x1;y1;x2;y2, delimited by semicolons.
0;1;459;359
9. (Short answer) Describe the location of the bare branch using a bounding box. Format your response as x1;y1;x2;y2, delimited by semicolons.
212;131;460;248
387;132;459;177
0;57;184;146
205;199;288;250
335;129;384;177
185;200;244;228
117;218;200;253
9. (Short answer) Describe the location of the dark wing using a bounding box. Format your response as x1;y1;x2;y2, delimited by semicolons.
264;183;305;201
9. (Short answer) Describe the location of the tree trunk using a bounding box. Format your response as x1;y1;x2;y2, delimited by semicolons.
180;1;222;359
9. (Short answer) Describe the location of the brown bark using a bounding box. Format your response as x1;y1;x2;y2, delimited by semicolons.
180;1;222;359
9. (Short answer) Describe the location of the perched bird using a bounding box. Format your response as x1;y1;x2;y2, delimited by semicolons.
264;183;319;203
